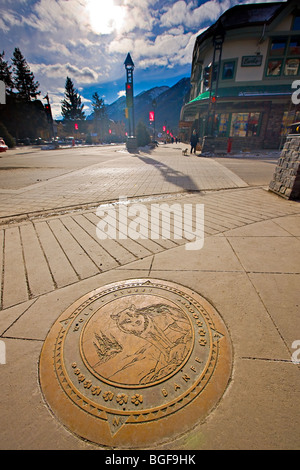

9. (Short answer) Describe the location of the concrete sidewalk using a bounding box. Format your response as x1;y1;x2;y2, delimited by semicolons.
0;144;299;450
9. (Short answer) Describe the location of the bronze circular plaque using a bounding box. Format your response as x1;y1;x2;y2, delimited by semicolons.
39;279;232;448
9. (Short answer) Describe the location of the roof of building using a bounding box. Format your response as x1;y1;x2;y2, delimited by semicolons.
194;1;288;52
221;2;284;28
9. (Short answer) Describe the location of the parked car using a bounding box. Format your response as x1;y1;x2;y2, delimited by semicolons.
0;137;8;152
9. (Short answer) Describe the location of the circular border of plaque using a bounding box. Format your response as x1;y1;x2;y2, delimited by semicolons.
39;279;232;448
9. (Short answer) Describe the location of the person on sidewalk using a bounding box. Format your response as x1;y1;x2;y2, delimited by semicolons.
190;129;198;154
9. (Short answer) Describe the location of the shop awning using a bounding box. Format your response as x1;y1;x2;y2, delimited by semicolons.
187;84;292;105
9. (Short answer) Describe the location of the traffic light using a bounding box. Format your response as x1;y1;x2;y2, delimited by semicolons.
203;66;212;89
44;104;53;123
74;123;78;130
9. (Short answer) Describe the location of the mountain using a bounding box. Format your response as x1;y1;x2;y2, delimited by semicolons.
105;85;168;126
106;77;191;135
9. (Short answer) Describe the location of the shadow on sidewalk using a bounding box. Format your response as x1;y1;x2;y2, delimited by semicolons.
137;154;199;192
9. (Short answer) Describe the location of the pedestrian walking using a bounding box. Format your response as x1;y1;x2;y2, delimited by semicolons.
190;129;198;154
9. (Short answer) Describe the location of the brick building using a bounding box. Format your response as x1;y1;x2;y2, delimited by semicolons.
180;0;300;152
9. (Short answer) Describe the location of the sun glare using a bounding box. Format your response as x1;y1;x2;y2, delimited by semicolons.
86;0;125;35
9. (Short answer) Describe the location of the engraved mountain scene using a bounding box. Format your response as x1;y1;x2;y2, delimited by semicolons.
81;298;194;387
93;331;123;364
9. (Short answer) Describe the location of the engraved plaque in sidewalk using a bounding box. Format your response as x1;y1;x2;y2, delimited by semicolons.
39;279;232;448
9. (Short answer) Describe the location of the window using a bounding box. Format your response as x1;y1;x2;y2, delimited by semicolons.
267;59;283;76
216;113;230;136
292;16;300;31
288;36;300;55
222;61;235;80
281;111;300;136
266;36;300;77
284;58;300;75
230;113;260;137
270;37;287;56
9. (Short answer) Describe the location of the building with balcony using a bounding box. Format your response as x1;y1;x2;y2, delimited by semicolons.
180;0;300;152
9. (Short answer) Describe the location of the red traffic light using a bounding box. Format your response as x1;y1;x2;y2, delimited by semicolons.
74;123;78;130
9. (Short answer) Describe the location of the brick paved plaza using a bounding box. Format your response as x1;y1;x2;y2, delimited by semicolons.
0;143;299;450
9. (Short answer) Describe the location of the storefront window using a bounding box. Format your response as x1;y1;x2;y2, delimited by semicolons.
281;111;300;136
216;114;230;136
230;113;260;137
267;59;283;76
284;58;300;75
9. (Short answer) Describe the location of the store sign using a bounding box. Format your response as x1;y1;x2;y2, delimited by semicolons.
241;55;263;67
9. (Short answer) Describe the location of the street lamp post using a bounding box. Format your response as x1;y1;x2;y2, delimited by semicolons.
43;93;55;140
152;98;156;142
210;31;224;136
124;53;137;152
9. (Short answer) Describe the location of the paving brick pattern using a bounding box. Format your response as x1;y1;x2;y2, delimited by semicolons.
1;187;299;310
0;145;246;220
0;145;300;450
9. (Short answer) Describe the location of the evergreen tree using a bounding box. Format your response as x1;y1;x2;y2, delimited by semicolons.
12;47;40;101
61;76;85;122
92;92;106;119
92;91;107;140
0;51;14;93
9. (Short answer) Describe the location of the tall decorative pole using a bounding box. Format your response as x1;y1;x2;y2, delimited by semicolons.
124;53;137;152
210;30;224;136
43;93;55;141
152;98;157;142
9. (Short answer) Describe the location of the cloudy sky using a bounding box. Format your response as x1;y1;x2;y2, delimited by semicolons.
0;0;281;118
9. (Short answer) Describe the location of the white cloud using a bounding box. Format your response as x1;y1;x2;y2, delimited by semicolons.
0;10;24;31
30;62;100;83
159;0;189;28
159;0;232;29
24;0;89;33
39;40;72;58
